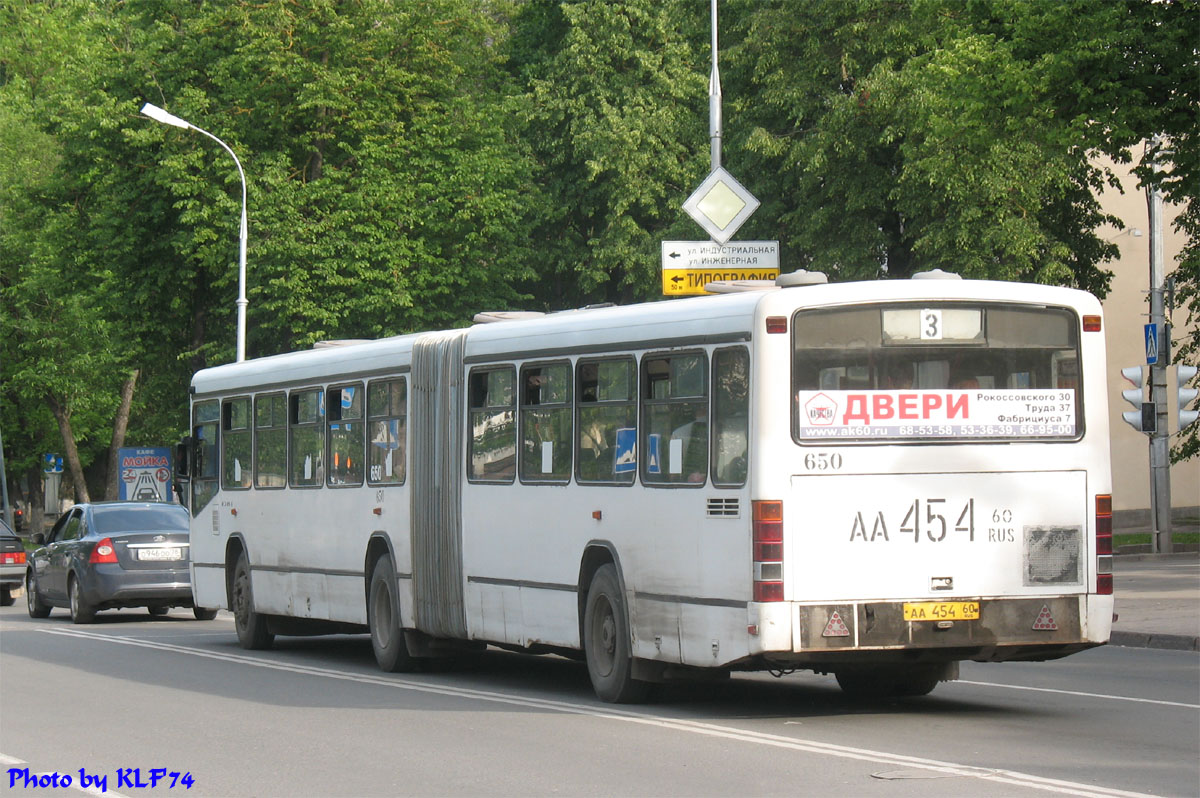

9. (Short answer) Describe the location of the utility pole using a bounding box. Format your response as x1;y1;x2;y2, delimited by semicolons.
1146;136;1171;553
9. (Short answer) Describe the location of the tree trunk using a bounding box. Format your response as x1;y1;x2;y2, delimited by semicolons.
46;393;90;503
104;369;140;500
25;464;45;535
190;302;207;374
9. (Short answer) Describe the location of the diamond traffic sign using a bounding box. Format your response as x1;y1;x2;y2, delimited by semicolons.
682;167;759;245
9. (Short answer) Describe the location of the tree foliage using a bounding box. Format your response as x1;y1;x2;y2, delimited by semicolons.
3;0;539;501
510;0;709;306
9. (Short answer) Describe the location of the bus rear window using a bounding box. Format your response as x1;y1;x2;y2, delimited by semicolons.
792;303;1081;442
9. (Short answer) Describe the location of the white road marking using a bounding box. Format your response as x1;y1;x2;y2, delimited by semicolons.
39;627;1161;798
0;751;132;798
955;679;1199;709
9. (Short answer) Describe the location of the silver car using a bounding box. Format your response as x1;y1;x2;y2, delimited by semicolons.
25;502;217;623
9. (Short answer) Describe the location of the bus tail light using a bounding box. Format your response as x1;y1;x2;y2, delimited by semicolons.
90;538;118;564
753;500;784;602
1095;495;1112;595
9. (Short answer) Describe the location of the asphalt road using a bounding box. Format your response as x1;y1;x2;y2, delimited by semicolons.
1;606;1196;798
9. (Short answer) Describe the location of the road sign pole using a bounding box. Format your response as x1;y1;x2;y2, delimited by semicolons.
709;0;721;171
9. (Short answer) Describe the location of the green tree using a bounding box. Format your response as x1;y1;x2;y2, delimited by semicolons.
729;0;1196;456
510;0;710;306
731;0;1131;289
2;0;542;508
0;1;138;507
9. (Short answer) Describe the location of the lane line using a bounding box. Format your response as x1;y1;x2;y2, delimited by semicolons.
38;628;1161;798
0;752;132;798
955;679;1199;709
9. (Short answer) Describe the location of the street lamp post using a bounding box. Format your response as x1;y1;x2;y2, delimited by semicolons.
141;102;249;362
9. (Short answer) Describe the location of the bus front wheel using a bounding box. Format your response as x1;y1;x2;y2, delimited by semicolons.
232;553;274;650
584;564;649;704
368;555;419;673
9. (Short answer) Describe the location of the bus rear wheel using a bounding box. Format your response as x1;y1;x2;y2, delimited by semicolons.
368;555;419;673
835;664;944;699
232;553;273;650
584;564;649;704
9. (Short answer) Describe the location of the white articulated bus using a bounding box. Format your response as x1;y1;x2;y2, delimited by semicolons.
179;271;1114;702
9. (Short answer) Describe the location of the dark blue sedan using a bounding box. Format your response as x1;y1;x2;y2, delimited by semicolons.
25;502;217;623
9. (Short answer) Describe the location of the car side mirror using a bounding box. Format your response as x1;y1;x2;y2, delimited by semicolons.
31;532;45;545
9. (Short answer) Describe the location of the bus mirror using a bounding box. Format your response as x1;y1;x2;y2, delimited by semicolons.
174;437;193;483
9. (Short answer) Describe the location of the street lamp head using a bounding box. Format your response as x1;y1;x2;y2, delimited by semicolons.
140;102;191;130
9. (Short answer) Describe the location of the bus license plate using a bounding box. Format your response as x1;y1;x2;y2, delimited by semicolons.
903;601;980;621
137;548;182;562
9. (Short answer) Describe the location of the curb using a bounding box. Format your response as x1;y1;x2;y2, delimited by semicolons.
1114;548;1200;560
1109;631;1200;652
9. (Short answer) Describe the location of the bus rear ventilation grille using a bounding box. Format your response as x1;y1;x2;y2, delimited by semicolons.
707;498;741;518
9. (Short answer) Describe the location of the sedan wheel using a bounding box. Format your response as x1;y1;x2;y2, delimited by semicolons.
69;576;96;624
26;573;51;618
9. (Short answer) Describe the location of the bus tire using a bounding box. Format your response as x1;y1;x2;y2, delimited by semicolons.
232;553;274;650
583;563;649;704
368;555;419;673
835;664;941;699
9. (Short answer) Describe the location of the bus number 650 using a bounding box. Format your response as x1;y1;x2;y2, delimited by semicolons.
803;452;843;471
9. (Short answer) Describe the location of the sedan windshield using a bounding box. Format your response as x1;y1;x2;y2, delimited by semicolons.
92;505;188;534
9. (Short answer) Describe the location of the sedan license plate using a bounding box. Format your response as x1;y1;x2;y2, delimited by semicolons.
903;601;980;621
137;547;182;562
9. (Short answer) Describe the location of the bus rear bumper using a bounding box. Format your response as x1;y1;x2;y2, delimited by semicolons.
748;594;1111;664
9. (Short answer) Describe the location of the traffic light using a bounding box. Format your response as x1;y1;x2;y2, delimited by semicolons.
1120;366;1154;433
1179;364;1199;430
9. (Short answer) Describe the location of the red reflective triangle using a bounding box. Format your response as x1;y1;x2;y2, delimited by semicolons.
1032;605;1058;631
822;611;851;637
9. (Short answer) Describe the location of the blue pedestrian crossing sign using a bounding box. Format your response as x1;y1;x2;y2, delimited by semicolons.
1144;324;1159;365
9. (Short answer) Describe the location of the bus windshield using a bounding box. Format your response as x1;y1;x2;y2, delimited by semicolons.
792;303;1080;442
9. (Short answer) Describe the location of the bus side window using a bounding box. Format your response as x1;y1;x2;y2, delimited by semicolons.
576;358;636;485
641;352;707;486
712;347;749;487
367;378;407;485
290;389;325;487
222;397;252;490
255;394;287;488
191;400;219;515
468;367;516;483
520;362;572;483
327;384;364;486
